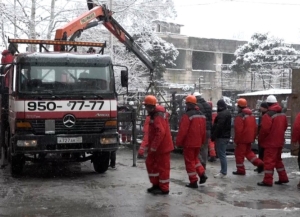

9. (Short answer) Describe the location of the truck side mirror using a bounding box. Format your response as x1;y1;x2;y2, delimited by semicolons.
121;70;128;88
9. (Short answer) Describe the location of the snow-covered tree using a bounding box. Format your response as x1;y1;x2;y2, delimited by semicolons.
230;33;300;89
231;33;300;73
0;0;75;49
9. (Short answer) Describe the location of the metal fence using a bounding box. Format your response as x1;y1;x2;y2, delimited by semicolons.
118;92;291;151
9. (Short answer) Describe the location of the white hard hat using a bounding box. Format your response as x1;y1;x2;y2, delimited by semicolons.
193;92;202;97
128;101;134;106
266;95;277;103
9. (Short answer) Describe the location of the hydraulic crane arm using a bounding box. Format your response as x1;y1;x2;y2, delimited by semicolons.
54;1;154;71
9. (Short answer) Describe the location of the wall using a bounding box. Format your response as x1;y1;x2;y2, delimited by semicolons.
159;33;245;102
291;69;300;130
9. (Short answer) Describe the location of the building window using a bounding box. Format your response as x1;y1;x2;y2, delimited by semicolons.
192;51;215;70
223;54;235;64
156;24;161;32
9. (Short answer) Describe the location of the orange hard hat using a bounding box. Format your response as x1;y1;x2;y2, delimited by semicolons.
237;98;247;107
185;95;197;105
144;95;157;106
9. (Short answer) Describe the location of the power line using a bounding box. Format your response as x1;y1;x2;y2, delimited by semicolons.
223;0;300;6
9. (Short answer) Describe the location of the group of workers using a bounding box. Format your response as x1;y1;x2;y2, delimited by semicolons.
139;92;300;195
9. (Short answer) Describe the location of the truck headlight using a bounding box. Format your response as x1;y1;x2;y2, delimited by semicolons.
17;140;37;147
100;137;117;144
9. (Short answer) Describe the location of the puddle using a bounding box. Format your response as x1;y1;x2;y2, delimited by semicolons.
233;199;300;210
202;190;300;210
233;186;255;192
171;177;300;210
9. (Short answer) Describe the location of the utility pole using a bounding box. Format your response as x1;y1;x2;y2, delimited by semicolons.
108;0;114;62
14;0;16;38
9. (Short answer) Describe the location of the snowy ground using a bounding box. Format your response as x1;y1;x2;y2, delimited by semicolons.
0;146;299;217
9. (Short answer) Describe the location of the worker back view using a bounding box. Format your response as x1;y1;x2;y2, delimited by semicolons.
193;92;212;169
233;98;264;175
176;95;208;188
257;95;289;187
144;95;173;195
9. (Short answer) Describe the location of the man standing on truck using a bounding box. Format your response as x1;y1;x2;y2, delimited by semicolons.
1;50;14;64
233;98;264;175
176;95;208;188
193;92;212;169
257;95;289;187
144;95;173;195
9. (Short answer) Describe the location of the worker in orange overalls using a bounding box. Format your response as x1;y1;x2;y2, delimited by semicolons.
176;95;208;188
138;107;171;158
138;116;150;158
257;95;289;187
207;101;217;162
144;95;173;195
233;98;264;175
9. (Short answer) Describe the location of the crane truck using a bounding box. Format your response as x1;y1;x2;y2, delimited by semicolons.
0;0;154;176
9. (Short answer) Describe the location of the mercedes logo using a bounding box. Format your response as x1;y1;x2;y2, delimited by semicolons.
63;114;76;128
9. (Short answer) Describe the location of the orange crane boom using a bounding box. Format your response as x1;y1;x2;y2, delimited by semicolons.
54;1;154;71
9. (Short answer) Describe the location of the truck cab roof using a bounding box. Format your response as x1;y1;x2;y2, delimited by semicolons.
16;53;112;66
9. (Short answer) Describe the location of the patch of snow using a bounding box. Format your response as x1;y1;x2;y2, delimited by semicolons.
281;152;297;158
283;207;300;212
238;88;291;96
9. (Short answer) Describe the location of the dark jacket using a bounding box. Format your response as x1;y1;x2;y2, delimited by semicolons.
211;108;231;141
257;111;267;135
196;97;212;131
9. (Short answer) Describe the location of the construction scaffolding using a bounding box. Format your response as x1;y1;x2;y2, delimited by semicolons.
220;64;292;92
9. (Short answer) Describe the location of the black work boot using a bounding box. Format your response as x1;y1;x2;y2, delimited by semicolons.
147;185;159;193
232;171;245;175
274;180;289;185
208;157;216;162
257;165;264;174
199;174;208;184
185;182;198;188
257;181;272;187
151;188;169;195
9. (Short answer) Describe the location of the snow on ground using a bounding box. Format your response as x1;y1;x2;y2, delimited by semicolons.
238;88;291;96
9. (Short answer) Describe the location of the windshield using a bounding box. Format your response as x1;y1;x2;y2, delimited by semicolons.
19;65;113;94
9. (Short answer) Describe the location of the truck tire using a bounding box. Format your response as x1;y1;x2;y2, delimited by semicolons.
93;152;109;174
10;154;25;177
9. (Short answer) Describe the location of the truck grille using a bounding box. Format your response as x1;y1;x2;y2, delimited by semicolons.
30;119;105;134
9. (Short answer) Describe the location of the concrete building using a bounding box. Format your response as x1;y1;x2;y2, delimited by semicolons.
153;21;246;103
154;21;300;104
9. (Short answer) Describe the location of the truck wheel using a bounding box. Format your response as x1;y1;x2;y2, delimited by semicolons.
93;152;109;174
10;154;25;177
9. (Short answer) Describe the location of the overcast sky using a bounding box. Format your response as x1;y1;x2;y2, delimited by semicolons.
172;0;300;43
